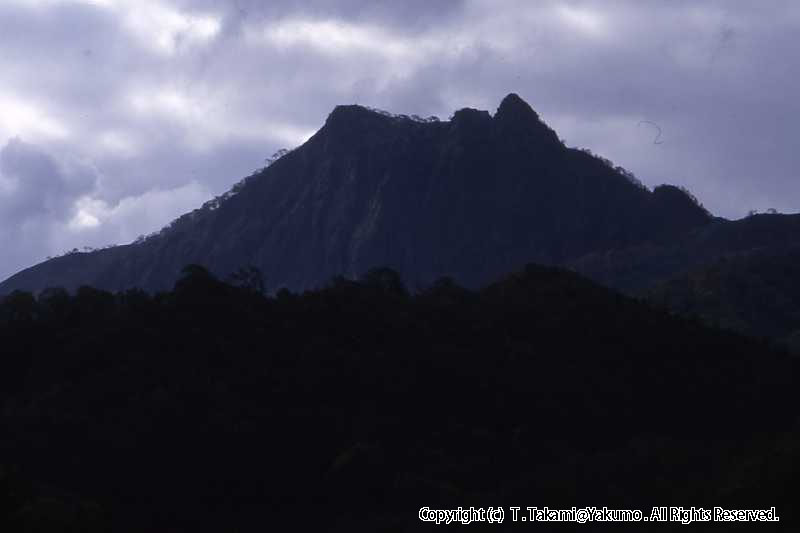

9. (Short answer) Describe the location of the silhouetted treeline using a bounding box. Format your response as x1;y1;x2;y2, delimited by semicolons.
0;264;797;531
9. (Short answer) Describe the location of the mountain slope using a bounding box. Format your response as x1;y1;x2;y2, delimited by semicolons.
570;212;800;291
0;94;713;294
647;242;800;349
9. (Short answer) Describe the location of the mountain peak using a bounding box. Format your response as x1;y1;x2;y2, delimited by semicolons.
322;104;394;143
451;107;492;124
495;93;539;121
325;104;379;125
494;93;560;147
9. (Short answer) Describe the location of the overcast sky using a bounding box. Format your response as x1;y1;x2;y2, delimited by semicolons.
0;0;798;280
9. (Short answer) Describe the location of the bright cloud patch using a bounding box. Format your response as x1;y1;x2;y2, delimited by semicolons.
0;93;70;141
118;0;220;54
69;181;212;243
69;208;100;229
556;4;610;37
9;0;220;54
255;18;416;61
96;130;140;158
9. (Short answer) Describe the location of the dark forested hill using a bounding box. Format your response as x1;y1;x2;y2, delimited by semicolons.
647;243;800;350
0;265;797;531
570;212;800;292
0;94;715;295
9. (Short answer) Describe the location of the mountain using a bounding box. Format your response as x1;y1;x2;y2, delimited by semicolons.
2;264;797;531
647;242;800;350
570;212;800;291
0;93;716;294
3;93;799;529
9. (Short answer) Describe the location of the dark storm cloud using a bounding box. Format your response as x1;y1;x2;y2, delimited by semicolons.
0;0;798;280
0;138;94;223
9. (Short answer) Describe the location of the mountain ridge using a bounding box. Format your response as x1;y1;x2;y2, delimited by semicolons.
0;94;741;295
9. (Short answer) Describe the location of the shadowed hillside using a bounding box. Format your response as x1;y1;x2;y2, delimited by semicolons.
570;212;800;292
647;242;800;350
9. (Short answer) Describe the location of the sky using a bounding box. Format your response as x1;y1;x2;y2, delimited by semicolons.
0;0;799;280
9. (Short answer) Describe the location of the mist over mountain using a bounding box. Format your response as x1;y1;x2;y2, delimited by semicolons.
0;94;717;295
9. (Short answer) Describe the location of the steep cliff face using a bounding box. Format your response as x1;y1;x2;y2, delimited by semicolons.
0;94;714;294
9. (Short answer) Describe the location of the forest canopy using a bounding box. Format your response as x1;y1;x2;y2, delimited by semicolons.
1;263;797;531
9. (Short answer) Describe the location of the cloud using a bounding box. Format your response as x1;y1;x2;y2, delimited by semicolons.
0;139;96;278
1;0;800;280
0;139;94;223
0;93;71;142
67;180;213;244
114;0;221;55
0;138;212;280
